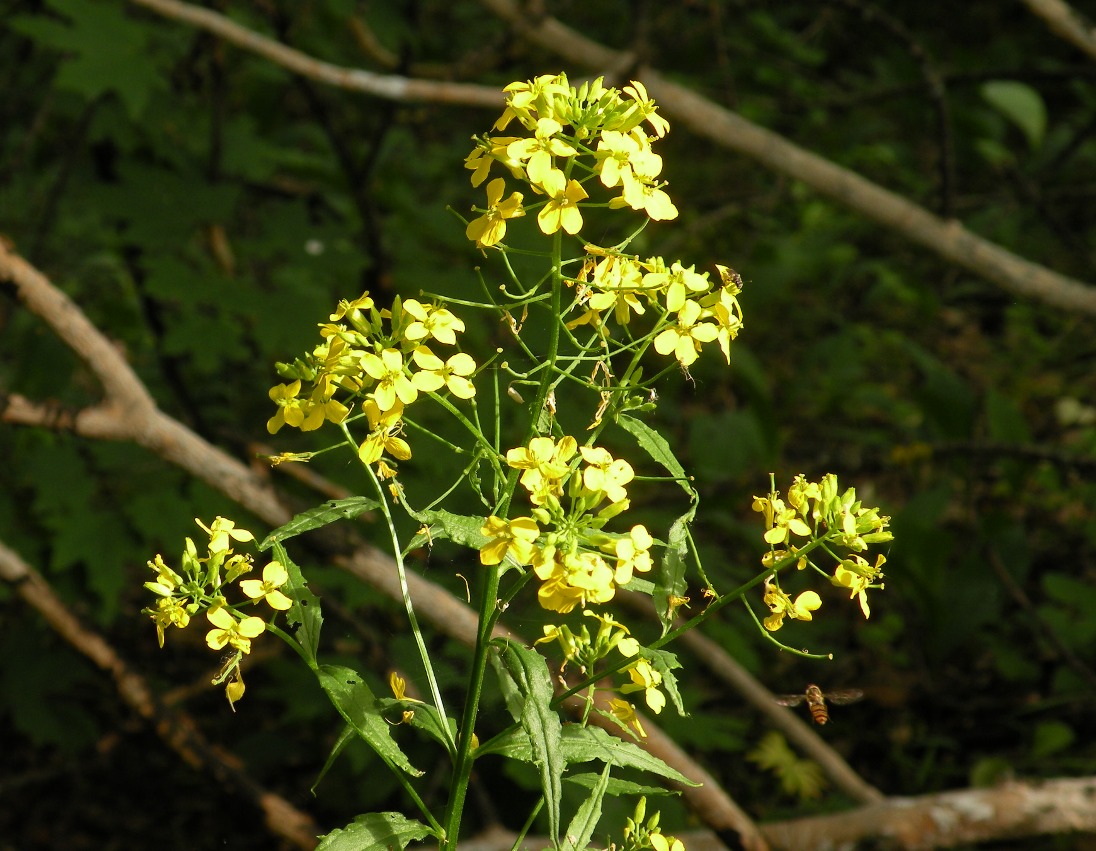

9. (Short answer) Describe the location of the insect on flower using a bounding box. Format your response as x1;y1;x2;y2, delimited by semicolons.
775;683;863;725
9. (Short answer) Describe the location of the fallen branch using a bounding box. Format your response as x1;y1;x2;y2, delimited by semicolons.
456;775;1096;850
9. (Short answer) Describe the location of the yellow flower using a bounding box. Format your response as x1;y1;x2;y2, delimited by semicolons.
411;347;477;399
653;299;719;366
621;658;666;714
580;446;634;504
763;582;822;631
358;399;411;465
833;554;885;618
267;379;325;434
148;596;191;648
465;177;525;248
608;697;646;738
595;128;663;189
621;80;671;138
144;553;182;597
535;168;588;236
329;291;375;323
402;300;466;346
362;348;418;412
205;607;266;654
239;561;293;611
649;834;685;851
506;435;578;504
608;525;654;585
479;515;540;566
196;516;255;554
585;254;649;326
533;550;615;613
612;171;678;221
505;117;578;184
464;135;525;186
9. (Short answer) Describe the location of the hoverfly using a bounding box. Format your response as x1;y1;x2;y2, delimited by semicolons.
775;684;863;725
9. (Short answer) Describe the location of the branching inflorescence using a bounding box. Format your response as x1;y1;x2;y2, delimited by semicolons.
140;73;891;851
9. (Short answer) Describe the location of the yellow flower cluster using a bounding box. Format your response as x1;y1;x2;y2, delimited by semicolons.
570;251;744;366
141;517;292;708
622;798;686;851
267;292;477;470
535;611;665;738
753;474;891;629
464;74;674;248
479;436;654;614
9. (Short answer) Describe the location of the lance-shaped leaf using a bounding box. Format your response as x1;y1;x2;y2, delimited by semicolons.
494;639;564;845
617;413;695;499
316;665;423;778
316;812;434;851
258;497;380;551
562;764;611;851
273;543;322;666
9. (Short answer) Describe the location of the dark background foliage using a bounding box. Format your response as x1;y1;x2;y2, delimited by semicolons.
2;0;1095;848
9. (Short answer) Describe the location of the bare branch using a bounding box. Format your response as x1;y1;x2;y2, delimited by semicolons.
128;0;502;107
1022;0;1096;62
456;775;1096;850
0;538;321;850
476;0;1096;316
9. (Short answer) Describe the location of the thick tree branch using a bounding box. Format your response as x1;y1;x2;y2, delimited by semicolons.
0;538;321;851
456;775;1096;850
1022;0;1096;62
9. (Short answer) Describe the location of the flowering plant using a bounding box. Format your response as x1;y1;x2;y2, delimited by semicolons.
141;73;890;850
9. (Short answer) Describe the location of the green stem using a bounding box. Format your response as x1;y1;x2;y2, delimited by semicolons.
441;224;565;851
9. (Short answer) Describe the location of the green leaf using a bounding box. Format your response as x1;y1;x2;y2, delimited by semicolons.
617;414;695;498
376;697;458;758
654;510;694;634
564;773;678;798
493;640;564;844
555;726;698;786
259;497;380;550
405;508;489;550
981;80;1046;150
562;764;610;851
8;0;165;118
316;665;423;778
273;543;323;665
312;724;356;795
316;812;434;851
1031;720;1074;758
480;725;698;787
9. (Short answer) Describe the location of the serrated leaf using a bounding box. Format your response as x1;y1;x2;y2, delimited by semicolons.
316;812;434;851
617;414;695;498
494;640;564;844
557;725;698;786
316;665;423;778
259;497;380;550
405;508;489;550
562;763;610;851
981;80;1046;150
479;724;697;787
273;543;322;665
564;773;678;798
